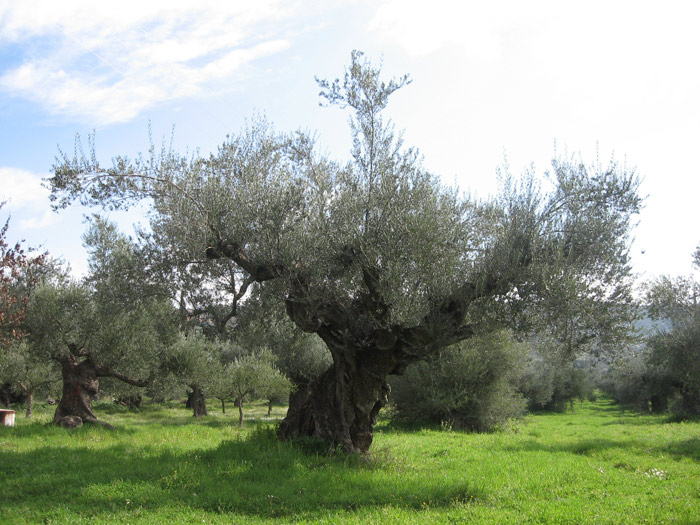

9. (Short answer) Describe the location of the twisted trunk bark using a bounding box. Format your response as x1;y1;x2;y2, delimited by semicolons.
53;355;104;426
278;344;394;454
210;241;493;453
53;354;150;427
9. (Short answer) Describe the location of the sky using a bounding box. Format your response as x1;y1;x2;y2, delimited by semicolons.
1;0;699;281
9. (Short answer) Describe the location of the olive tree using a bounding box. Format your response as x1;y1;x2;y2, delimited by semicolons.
389;330;527;431
24;220;177;427
157;332;222;417
0;339;60;417
233;285;331;388
24;280;175;427
47;52;641;452
223;351;292;426
136;208;255;338
643;251;700;415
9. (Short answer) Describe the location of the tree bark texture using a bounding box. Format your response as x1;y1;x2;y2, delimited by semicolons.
212;240;498;453
25;391;33;418
52;354;149;427
188;384;208;417
278;351;391;453
53;355;102;426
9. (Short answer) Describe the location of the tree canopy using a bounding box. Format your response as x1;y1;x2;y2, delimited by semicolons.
47;51;642;452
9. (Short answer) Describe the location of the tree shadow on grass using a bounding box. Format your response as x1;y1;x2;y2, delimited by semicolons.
0;426;483;521
664;436;700;461
503;435;700;463
0;420;138;439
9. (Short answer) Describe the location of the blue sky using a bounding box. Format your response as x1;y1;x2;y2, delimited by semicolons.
1;0;699;280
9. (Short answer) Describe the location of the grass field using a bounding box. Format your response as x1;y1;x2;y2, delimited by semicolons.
1;397;699;524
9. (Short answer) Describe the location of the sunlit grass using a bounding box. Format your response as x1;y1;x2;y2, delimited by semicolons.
1;397;699;523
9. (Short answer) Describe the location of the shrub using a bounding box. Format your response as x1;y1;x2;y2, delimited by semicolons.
601;348;671;412
519;345;595;413
648;319;700;417
388;330;527;432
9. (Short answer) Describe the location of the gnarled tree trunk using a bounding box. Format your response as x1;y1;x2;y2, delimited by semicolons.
211;240;490;454
277;271;481;453
279;340;396;454
53;354;150;428
53;355;103;426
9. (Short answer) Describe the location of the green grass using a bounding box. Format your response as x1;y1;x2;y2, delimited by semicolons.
1;397;699;523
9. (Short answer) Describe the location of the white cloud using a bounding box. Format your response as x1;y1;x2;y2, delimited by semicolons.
0;167;50;209
0;1;302;124
19;209;59;230
368;0;536;60
0;167;59;231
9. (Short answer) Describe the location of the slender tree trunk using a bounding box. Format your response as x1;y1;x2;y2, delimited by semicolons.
189;384;208;417
235;398;243;426
53;355;106;427
25;390;33;418
268;399;273;416
220;398;226;414
278;347;393;454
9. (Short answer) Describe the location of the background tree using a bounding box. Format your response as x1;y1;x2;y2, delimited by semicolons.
602;346;672;412
224;350;292;426
25;281;175;427
643;252;700;416
1;202;46;348
22;219;177;427
518;335;595;413
137;208;255;338
157;332;223;417
0;339;60;417
602;247;700;416
48;52;642;452
233;285;331;389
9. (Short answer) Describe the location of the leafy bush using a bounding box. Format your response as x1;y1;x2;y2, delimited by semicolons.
521;357;594;412
388;330;527;431
647;319;700;416
601;348;672;412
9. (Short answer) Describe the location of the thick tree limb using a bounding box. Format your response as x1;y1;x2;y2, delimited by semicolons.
94;362;151;387
206;241;283;282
